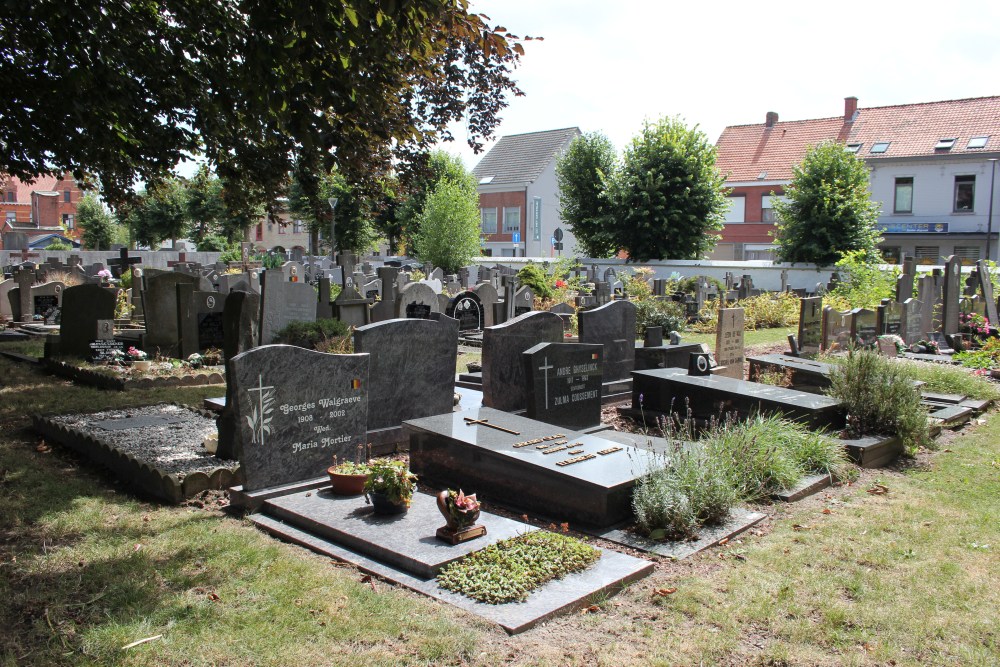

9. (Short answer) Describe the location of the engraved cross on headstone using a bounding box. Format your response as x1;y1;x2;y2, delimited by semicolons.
538;356;554;409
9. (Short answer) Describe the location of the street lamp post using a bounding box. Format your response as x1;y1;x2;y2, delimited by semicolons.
987;159;997;263
327;197;339;258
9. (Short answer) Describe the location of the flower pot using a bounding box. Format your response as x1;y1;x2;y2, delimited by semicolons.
131;360;151;371
366;491;408;515
327;468;368;496
436;490;480;529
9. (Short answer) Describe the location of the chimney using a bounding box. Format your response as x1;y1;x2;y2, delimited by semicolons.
765;111;779;128
844;96;858;122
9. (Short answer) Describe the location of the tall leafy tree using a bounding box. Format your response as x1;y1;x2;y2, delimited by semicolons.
414;167;480;272
555;132;618;258
394;150;471;254
185;166;225;246
607;117;727;261
1;2;528;214
773;142;882;265
76;194;117;250
126;179;188;248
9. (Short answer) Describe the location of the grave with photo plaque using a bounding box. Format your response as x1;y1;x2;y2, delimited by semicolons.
177;285;227;358
228;345;369;492
445;291;485;332
523;342;603;430
850;308;878;347
405;407;655;527
877;300;902;336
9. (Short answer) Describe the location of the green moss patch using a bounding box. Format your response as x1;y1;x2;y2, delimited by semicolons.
436;531;600;604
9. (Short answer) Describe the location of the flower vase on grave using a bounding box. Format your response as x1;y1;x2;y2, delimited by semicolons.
435;489;487;544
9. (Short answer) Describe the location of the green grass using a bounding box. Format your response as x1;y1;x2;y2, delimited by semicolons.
1;343;999;665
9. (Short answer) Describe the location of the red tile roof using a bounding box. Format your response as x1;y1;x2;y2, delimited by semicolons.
1;175;60;203
716;96;1000;183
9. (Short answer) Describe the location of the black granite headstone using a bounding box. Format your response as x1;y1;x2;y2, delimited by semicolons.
445;291;485;331
58;284;118;358
578;300;637;383
522;342;603;430
482;310;564;412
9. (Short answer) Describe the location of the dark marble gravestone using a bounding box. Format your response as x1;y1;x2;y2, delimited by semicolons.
405;407;655;527
578;300;636;383
631;367;844;429
747;354;836;390
142;272;206;356
822;307;853;352
445;291;485;331
177;284;226;358
850;308;878;348
353;314;458;433
941;255;963;335
259;278;316;344
481;310;564;412
798;296;823;355
877;300;902;337
513;285;535;316
58;284;118;358
522;342;603;430
228;345;369;491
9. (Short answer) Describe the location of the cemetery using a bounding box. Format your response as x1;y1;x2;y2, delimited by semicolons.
2;241;999;655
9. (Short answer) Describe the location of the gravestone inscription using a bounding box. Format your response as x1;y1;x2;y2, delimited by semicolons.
798;297;823;355
714;308;745;379
445;291;485;332
523;342;603;430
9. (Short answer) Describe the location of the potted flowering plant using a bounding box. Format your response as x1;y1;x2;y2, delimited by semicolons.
327;453;371;496
363;458;417;514
126;346;150;371
959;312;990;343
186;353;204;369
437;489;481;529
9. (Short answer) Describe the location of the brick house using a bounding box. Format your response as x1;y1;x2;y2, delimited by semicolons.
0;174;82;249
713;96;1000;264
472;127;581;257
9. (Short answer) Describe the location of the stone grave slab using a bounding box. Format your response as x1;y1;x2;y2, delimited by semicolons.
591;508;766;560
523;342;603;430
634;342;709;371
771;473;834;503
250;508;653;635
839;433;903;468
747;354;834;389
228;345;369;491
631;367;844;429
405;407;656;527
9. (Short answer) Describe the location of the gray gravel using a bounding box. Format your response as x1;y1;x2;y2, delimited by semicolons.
48;404;236;477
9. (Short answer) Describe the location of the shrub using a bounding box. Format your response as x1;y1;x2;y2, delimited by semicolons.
619;266;654;302
829;249;898;308
954;338;1000;370
827;349;931;452
634;299;686;335
632;444;737;540
740;292;799;329
272;318;350;350
677;275;725;295
516;262;554;299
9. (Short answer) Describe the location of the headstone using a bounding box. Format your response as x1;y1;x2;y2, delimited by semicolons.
445;291;485;332
177;285;227;358
28;281;64;323
332;283;370;329
548;301;575;331
877;338;899;357
141;273;206;356
10;269;34;322
482;310;564;412
850;308;878;348
370;266;399;322
88;320;124;362
877;300;903;336
900;298;924;345
513;285;535;316
941;255;962;335
917;273;940;336
714;307;745;379
353;314;459;432
228;345;369;491
59;284;118;358
822;307;853;352
0;279;13;320
798;296;823;355
223;290;261;365
259;279;317;344
688;352;713;376
523;342;603;430
577;300;637;383
396;281;439;319
896;259;915;303
643;326;663;348
974;259;999;325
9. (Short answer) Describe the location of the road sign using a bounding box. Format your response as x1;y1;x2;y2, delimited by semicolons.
553;227;564;242
550;236;556;247
512;232;520;244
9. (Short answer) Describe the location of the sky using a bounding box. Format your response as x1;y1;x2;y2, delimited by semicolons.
442;0;1000;169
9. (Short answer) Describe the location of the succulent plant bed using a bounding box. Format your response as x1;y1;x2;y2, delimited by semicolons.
44;357;225;391
32;403;239;503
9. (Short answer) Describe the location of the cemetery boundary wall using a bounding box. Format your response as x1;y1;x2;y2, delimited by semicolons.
15;250;223;269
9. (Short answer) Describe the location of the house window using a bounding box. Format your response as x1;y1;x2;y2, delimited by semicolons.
502;206;520;234
968;136;989;149
64;190;71;203
255;223;263;241
480;207;497;235
62;213;74;230
954;175;975;212
870;142;890;154
6;212;15;224
845;143;862;153
278;223;286;234
744;248;776;261
894;177;913;213
6;191;14;202
293;219;303;234
935;138;956;150
914;246;940;264
954;246;980;264
760;195;788;223
723;195;745;223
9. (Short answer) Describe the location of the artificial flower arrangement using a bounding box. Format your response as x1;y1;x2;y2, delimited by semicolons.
441;489;481;527
363;458;418;508
126;346;148;361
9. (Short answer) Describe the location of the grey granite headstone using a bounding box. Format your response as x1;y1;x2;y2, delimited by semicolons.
643;326;663;348
523;342;603;430
822;307;853;352
578;300;637;383
975;259;999;325
473;282;499;327
228;345;369;491
942;255;962;335
798;297;823;355
900;298;923;345
877;300;902;336
513;285;535;316
142;272;206;356
332;283;370;328
259;279;317;344
0;279;13;319
850;308;878;348
59;284;118;358
396;281;439;319
353;313;458;432
482;310;564;412
917;274;939;336
549;301;576;331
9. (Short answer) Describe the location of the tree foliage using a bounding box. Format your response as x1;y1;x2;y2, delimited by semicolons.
773;142;882;265
555;132;618;258
77;194;117;250
414;169;481;273
607;117;727;261
393;150;471;255
126;179;189;248
1;2;528;216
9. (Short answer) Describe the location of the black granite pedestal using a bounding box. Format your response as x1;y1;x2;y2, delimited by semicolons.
404;407;655;528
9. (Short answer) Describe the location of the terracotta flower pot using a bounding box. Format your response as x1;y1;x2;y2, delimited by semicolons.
327;468;368;495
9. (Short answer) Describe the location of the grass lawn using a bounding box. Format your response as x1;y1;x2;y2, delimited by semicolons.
1;344;998;665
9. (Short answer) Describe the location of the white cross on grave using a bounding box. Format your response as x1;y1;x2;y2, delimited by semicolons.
246;374;275;446
538;356;554;409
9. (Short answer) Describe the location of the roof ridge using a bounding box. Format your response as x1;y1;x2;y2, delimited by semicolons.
496;126;580;139
857;94;1000;112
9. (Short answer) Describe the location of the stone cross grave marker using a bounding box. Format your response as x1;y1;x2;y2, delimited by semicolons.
714;307;745;379
8;248;39;266
12;269;34;322
798;296;823;355
229;345;369;491
523;342;603;430
107;247;142;278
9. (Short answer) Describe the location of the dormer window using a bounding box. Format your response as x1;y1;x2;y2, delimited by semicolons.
968;136;989;149
478;175;495;185
935;138;957;150
870;142;890;154
845;143;862;153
